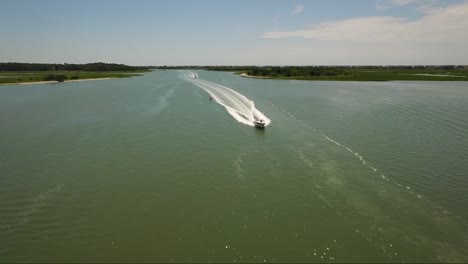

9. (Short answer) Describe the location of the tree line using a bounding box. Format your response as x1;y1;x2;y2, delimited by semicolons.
0;62;149;71
245;66;350;77
155;65;467;78
155;65;350;76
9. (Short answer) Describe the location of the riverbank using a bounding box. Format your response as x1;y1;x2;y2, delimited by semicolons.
238;71;468;81
199;66;468;82
0;70;146;85
239;73;270;79
14;77;113;85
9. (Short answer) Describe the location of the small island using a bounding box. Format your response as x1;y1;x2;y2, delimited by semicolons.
0;62;150;85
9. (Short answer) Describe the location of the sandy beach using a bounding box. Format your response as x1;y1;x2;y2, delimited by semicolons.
240;73;270;79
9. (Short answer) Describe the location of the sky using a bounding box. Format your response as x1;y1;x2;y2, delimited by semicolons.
1;0;467;65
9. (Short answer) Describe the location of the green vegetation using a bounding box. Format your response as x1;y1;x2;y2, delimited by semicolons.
0;71;145;84
248;66;468;81
156;65;468;81
0;62;149;72
241;66;468;81
0;62;150;84
245;66;350;78
44;74;68;82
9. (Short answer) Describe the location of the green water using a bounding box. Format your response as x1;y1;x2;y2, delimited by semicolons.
1;71;467;262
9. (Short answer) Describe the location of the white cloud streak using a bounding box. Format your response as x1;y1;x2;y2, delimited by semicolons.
376;0;446;13
263;2;468;43
259;2;468;64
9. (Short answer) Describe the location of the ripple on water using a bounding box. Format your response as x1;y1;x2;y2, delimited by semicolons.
271;99;468;262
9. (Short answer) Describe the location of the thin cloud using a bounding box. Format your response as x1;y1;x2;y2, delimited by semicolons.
292;3;304;14
376;0;446;13
262;1;468;44
257;2;468;64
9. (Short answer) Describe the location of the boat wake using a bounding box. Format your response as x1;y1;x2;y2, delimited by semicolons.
180;71;271;127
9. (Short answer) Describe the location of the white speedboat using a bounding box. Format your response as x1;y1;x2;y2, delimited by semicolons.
253;119;266;129
188;73;198;78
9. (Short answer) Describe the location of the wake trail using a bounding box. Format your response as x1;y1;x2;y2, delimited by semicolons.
265;100;428;200
272;100;468;228
147;85;176;115
180;71;271;127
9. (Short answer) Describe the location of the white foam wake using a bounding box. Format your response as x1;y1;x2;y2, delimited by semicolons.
180;71;271;127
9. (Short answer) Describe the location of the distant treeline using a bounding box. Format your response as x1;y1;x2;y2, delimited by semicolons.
155;65;467;78
156;66;351;77
246;66;350;77
0;62;149;71
156;65;351;76
157;65;467;70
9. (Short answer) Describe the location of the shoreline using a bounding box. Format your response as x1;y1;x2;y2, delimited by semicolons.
240;73;271;79
11;77;113;85
238;72;468;82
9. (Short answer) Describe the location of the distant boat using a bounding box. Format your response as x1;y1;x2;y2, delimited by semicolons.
253;119;266;129
189;73;198;78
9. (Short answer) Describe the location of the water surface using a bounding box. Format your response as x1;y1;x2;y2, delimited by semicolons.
1;71;467;262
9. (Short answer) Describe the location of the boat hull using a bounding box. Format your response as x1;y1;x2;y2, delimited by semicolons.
254;121;266;129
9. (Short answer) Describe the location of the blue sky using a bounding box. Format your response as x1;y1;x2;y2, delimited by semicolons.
1;0;467;65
